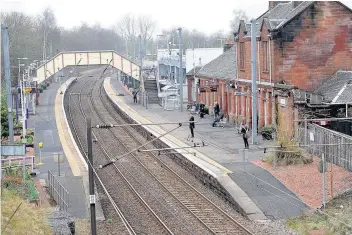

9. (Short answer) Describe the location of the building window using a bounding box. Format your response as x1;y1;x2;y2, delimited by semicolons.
262;41;269;72
240;42;245;70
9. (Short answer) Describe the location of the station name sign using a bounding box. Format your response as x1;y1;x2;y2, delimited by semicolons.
199;84;218;93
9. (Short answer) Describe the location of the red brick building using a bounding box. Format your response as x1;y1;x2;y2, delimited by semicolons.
193;1;352;134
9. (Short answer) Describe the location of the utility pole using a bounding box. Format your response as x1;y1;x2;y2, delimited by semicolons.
156;34;165;80
21;74;27;138
178;28;183;112
168;41;172;82
138;35;144;92
18;58;28;85
86;118;97;235
2;24;14;144
1;25;14;144
250;19;257;144
43;22;47;81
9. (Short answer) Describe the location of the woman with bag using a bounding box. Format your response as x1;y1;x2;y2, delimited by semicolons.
241;123;249;149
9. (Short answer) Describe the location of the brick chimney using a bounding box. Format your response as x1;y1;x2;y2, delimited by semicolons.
269;1;290;10
223;40;234;52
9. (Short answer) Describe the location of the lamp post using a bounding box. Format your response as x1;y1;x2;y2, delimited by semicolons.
18;57;28;85
156;34;165;79
178;28;183;112
168;41;172;82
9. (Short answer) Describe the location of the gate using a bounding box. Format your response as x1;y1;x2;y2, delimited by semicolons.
48;170;69;211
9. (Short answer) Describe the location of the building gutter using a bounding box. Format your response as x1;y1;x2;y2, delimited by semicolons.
237;78;274;87
269;37;272;84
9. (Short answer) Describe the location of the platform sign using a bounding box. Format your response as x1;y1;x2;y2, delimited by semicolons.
1;144;26;156
199;84;218;93
234;92;248;96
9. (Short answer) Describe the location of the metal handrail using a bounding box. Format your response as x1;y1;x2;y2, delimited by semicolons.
48;170;69;211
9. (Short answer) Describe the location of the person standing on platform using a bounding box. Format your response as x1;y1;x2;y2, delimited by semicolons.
133;88;139;103
189;113;195;141
199;102;205;118
241;123;249;149
214;101;220;118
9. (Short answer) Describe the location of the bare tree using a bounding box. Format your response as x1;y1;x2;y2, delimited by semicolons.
208;29;227;47
230;9;249;34
35;8;61;60
137;15;156;55
1;12;40;84
114;13;138;58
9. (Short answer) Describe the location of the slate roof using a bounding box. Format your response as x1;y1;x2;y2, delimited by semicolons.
195;46;236;81
244;1;314;37
313;71;352;104
186;66;202;76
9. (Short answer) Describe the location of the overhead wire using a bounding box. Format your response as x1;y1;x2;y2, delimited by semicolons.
117;90;352;229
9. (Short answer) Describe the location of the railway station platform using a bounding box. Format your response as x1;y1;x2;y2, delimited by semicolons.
105;76;308;221
29;67;104;220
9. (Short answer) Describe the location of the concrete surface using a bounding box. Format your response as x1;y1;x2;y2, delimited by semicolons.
105;77;267;221
107;76;308;220
27;67;103;220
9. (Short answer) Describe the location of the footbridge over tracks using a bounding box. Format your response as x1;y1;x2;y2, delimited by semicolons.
36;50;141;84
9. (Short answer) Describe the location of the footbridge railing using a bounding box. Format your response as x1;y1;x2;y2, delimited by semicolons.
36;50;141;84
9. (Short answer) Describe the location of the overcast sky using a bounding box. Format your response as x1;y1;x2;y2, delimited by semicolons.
2;0;352;35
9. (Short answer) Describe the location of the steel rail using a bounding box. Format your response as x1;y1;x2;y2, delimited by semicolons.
66;72;136;235
99;80;255;235
74;73;174;234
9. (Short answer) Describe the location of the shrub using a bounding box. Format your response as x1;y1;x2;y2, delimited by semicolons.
262;125;275;133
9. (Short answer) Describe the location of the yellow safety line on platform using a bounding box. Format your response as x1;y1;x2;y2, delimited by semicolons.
55;88;81;176
106;78;232;175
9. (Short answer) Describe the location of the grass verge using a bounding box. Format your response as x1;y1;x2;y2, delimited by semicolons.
1;189;52;235
286;191;352;235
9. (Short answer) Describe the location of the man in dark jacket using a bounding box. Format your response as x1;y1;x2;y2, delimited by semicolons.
199;102;205;118
189;114;195;140
133;88;139;103
241;123;249;149
214;101;220;118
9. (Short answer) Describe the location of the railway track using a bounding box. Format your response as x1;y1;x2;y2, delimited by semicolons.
97;79;254;235
67;70;175;234
65;66;254;235
66;73;136;235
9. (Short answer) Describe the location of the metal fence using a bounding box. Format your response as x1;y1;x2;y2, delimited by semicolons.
299;123;352;171
48;170;69;212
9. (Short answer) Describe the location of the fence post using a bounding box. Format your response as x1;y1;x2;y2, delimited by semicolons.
22;155;26;184
304;118;307;146
273;149;277;170
322;153;326;208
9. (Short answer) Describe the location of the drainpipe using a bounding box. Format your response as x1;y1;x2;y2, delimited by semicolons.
269;37;272;84
236;41;239;80
257;41;261;83
346;104;348;118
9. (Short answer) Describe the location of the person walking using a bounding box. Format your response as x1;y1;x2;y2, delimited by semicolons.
189;113;195;141
214;101;220;118
133;88;139;103
241;123;249;149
